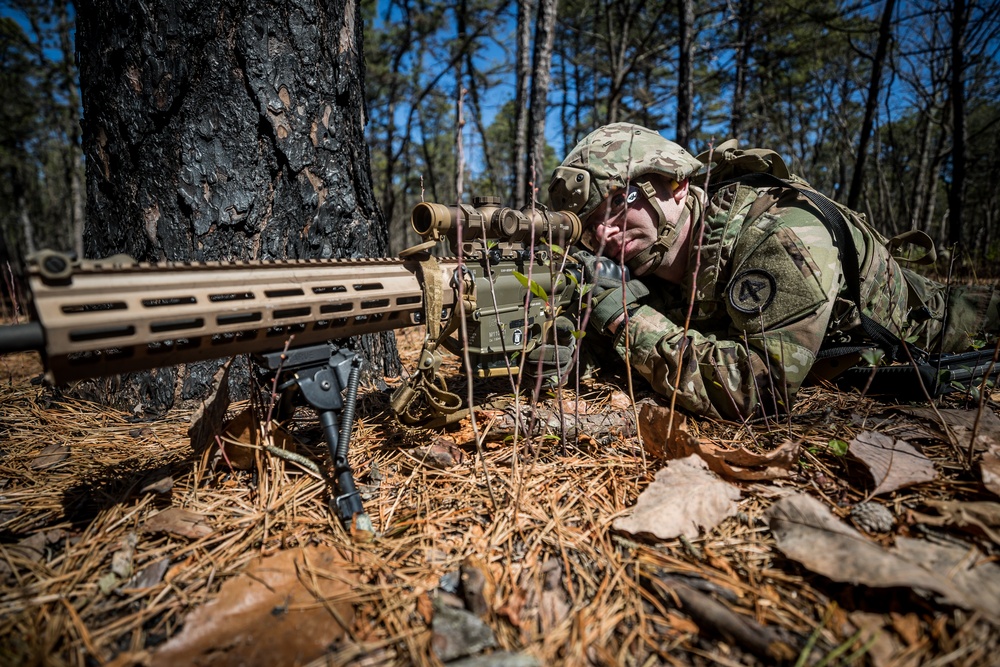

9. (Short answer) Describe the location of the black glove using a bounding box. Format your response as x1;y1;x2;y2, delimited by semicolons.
574;250;649;335
524;315;577;387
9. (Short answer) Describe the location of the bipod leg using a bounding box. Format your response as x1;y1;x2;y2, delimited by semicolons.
259;344;372;533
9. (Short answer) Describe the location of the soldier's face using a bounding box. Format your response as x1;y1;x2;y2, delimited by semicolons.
583;186;660;264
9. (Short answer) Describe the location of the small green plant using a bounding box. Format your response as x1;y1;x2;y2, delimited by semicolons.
860;348;885;367
828;438;849;457
513;271;549;304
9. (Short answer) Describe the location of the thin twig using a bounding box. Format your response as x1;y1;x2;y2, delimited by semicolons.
967;336;1000;467
453;84;497;512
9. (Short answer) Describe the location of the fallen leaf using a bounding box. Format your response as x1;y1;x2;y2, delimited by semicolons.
432;595;497;662
461;556;494;618
0;529;66;581
896;407;1000;451
111;531;138;578
613;455;741;540
889;612;923;647
767;494;1000;621
30;443;69;469
639;404;799;480
910;500;1000;546
413;437;467;468
497;587;526;631
849;431;937;496
140;471;174;495
982;445;1000;498
143;508;212;539
417;591;434;625
849;612;923;667
217;407;263;470
187;360;232;454
558;398;590;415
538;559;570;633
151;547;355;667
124;558;170;591
608;391;632;412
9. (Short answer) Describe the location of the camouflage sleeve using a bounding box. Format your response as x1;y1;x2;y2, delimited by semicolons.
613;211;842;420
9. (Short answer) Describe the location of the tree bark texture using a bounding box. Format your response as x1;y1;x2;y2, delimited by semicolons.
525;0;558;206
514;0;531;209
76;0;399;413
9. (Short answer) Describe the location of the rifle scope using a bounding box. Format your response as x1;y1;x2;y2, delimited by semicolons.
411;197;581;246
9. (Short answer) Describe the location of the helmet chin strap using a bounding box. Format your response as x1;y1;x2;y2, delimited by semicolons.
624;178;688;275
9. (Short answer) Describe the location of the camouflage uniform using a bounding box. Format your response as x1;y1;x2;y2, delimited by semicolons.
550;124;999;420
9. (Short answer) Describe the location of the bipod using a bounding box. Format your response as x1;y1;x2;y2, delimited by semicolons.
257;344;373;534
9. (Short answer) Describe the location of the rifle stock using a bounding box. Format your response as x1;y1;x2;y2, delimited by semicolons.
835;349;1000;399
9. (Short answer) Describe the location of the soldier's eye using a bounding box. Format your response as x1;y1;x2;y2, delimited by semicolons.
611;193;625;209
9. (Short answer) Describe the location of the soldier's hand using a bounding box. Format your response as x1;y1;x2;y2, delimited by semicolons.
524;315;577;387
574;250;649;336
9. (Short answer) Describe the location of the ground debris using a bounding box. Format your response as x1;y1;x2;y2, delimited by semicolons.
849;431;937;495
613;455;740;540
2;328;1000;665
769;494;1000;622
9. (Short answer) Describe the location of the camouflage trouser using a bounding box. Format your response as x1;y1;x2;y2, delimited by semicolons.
903;269;1000;353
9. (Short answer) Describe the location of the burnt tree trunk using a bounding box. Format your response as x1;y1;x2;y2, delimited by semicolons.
76;0;398;414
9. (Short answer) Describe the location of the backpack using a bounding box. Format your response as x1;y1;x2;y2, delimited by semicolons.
692;139;937;362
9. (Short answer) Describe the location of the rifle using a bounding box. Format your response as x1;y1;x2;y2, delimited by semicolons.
835;348;1000;400
0;197;583;529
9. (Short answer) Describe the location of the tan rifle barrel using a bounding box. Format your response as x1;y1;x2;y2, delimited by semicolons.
27;255;458;384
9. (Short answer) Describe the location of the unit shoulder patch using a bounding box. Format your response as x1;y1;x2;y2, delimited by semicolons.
728;269;776;314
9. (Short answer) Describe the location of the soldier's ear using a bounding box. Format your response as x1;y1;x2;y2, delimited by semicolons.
671;178;689;202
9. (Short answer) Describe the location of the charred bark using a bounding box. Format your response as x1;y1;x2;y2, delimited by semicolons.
76;0;398;414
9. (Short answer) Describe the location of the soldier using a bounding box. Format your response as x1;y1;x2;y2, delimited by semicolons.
544;123;999;419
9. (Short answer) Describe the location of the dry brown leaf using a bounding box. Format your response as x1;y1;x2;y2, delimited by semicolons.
30;443;69;469
897;407;1000;451
143;507;212;539
608;391;632;412
218;407;263;470
417;591;434;625
982;444;1000;498
151;546;355;667
460;556;494;618
613;455;740;540
639;403;799;480
768;494;1000;621
849;431;937;496
910;500;1000;546
849;612;923;667
497;587;526;631
139;469;174;495
431;596;497;662
538;559;570;633
124;557;170;591
890;612;923;647
413;437;467;469
187;359;232;454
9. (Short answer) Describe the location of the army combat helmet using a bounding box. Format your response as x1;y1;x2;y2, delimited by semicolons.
548;123;702;273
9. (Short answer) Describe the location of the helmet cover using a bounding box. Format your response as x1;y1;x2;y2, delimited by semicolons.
548;123;702;221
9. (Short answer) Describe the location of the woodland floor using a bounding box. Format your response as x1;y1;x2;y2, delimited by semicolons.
1;326;999;667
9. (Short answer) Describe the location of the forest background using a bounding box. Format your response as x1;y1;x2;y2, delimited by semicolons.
1;0;999;265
